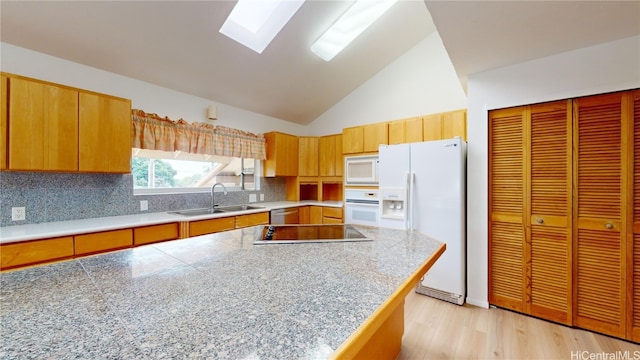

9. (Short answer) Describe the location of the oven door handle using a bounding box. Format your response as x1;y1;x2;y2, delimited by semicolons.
345;201;379;207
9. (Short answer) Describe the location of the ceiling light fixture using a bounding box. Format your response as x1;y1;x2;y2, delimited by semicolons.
220;0;305;54
311;0;398;62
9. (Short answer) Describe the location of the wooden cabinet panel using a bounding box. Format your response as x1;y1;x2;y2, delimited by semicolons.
343;126;364;154
264;132;298;177
75;229;133;256
235;212;269;228
323;217;342;224
133;223;179;246
1;237;74;269
442;110;467;140
363;122;388;152
423;113;442;141
299;206;310;224
320;134;343;177
310;206;323;224
489;106;526;312
322;207;342;219
8;78;79;171
573;92;627;338
299;136;318;177
630;90;640;341
189;217;235;237
1;75;7;170
388;117;423;145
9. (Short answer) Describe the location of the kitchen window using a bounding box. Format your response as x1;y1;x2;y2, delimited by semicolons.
132;148;259;195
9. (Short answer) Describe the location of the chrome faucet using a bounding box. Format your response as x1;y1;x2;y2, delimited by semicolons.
211;182;228;209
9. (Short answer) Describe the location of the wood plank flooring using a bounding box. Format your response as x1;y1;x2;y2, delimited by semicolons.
399;291;640;359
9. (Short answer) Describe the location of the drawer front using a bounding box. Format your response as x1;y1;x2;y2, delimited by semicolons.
235;212;269;229
189;217;235;237
134;223;179;246
1;237;74;269
75;229;133;255
323;207;343;219
322;216;343;224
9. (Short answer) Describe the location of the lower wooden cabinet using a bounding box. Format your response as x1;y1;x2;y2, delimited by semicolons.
235;212;269;228
133;223;179;246
310;206;323;224
322;207;343;224
74;229;133;256
189;217;236;237
0;237;74;270
299;206;310;224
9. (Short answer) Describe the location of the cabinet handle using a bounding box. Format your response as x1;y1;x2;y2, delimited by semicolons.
536;218;544;224
605;223;614;230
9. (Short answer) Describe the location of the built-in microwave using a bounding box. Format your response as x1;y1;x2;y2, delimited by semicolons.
344;155;379;185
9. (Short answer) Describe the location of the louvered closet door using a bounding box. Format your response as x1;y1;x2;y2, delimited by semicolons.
489;107;526;312
573;92;627;338
528;101;573;325
630;89;640;341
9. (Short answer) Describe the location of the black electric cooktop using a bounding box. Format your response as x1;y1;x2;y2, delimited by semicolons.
254;224;371;245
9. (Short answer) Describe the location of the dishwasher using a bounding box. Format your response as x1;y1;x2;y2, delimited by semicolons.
270;208;299;224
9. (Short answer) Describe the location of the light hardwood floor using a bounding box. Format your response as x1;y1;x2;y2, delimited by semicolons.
399;291;640;359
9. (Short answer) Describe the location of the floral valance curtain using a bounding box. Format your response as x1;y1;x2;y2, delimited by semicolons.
131;109;266;160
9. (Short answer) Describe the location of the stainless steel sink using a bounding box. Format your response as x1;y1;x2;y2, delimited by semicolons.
216;205;265;212
169;205;265;216
168;208;227;216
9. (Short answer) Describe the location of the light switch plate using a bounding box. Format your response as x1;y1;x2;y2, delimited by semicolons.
140;200;148;211
249;194;257;203
260;194;265;201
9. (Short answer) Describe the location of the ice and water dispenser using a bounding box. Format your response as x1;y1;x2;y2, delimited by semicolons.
380;188;407;221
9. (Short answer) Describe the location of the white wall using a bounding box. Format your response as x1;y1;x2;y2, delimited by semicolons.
0;42;306;135
466;35;640;308
307;32;468;135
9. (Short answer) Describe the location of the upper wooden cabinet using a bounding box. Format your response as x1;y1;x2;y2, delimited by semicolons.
298;136;319;177
7;77;79;171
343;123;387;154
0;75;7;170
388;117;423;145
264;131;298;177
423;109;467;141
319;134;343;177
342;126;364;154
1;73;132;173
363;122;388;152
79;92;131;173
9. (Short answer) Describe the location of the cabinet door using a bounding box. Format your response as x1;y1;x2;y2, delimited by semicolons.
1;75;7;170
363;122;388;152
343;126;364;154
189;217;235;237
631;89;640;341
489;106;526;312
442;110;467;140
1;237;74;269
405;117;423;143
79;92;131;173
75;229;133;256
310;206;323;224
235;212;269;228
573;92;627;338
299;136;318;177
528;100;573;325
299;206;310;224
423;113;442;141
334;134;343;177
319;135;336;176
286;133;299;176
134;223;179;246
388;120;405;145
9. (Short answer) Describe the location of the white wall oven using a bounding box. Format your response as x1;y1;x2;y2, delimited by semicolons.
344;155;379;186
344;189;379;226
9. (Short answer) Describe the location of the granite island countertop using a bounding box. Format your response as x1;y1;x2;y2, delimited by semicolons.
0;225;443;359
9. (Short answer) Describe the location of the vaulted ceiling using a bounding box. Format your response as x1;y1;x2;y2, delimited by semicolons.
1;1;638;125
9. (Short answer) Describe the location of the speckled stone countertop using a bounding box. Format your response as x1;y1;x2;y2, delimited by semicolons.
0;225;442;359
0;201;343;244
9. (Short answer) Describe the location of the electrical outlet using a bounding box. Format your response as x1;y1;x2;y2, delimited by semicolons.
249;194;257;203
140;200;148;211
260;193;264;201
11;207;25;221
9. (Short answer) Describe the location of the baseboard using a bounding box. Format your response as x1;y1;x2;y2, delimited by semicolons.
465;297;489;308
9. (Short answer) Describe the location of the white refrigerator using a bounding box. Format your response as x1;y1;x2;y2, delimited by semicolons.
378;138;466;305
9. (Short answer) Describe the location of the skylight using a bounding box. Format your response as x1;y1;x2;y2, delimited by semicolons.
220;0;305;54
311;0;398;62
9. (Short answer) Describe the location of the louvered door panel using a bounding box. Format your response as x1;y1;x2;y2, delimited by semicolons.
489;107;526;311
631;89;640;341
574;93;626;338
528;101;572;324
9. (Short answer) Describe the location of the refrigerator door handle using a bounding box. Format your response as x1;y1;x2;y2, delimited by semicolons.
409;172;415;231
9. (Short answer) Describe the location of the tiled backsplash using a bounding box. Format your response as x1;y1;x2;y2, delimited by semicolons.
0;172;286;227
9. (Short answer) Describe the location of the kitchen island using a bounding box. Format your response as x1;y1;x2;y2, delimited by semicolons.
0;225;444;359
